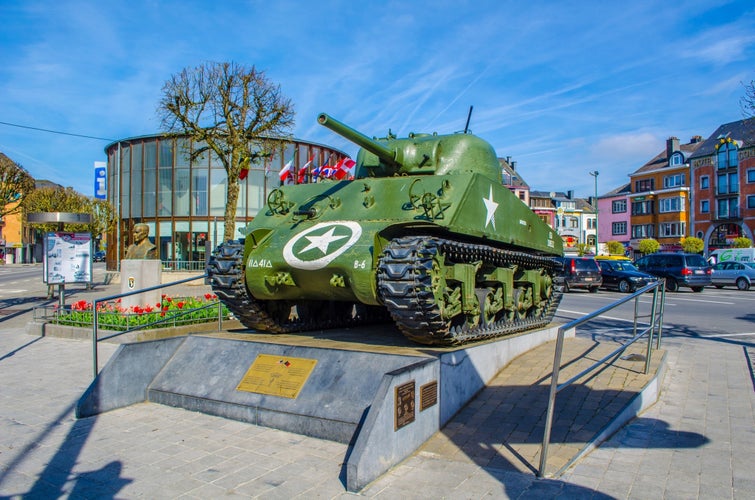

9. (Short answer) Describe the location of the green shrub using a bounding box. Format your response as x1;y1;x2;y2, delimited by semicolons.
732;237;753;248
638;238;660;255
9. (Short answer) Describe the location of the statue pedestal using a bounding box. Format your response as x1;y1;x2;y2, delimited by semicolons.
120;260;162;310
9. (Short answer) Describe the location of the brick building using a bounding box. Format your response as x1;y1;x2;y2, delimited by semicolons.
628;136;704;252
689;119;755;254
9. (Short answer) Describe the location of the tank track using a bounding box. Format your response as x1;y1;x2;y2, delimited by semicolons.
207;240;389;333
377;236;563;345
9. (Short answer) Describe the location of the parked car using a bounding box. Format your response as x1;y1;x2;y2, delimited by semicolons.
93;250;106;262
553;256;602;293
595;259;658;293
711;261;755;291
634;253;712;292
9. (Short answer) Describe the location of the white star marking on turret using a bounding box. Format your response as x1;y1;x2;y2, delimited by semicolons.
300;227;349;255
483;185;498;230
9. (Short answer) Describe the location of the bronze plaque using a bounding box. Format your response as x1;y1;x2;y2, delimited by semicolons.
394;380;416;430
237;354;317;399
420;381;438;411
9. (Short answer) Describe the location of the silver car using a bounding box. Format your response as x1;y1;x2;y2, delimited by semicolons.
711;261;755;291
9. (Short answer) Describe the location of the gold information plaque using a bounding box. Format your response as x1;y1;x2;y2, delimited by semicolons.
394;380;416;430
236;354;318;399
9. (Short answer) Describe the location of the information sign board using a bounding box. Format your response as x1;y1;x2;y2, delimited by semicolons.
44;232;93;284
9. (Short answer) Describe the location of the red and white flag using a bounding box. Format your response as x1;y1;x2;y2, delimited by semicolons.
334;158;356;180
279;158;294;182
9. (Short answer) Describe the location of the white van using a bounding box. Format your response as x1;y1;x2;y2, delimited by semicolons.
709;248;755;264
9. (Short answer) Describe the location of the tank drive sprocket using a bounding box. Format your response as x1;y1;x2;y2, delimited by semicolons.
377;236;563;345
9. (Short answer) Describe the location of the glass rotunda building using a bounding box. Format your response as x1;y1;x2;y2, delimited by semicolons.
104;134;347;269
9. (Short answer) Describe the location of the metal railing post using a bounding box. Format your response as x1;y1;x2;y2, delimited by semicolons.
218;300;223;331
538;326;566;477
656;286;666;348
92;299;100;378
644;285;659;375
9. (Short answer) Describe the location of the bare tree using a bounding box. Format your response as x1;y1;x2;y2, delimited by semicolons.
0;152;36;219
742;79;755;118
158;61;295;242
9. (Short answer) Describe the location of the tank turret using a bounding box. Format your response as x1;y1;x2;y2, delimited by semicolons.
317;113;501;180
207;113;564;346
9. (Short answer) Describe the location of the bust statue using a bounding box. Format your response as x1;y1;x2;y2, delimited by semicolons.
125;223;158;260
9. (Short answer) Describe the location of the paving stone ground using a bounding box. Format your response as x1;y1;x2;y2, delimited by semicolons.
1;271;753;498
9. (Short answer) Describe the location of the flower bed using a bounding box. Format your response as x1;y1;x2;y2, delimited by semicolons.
53;293;231;331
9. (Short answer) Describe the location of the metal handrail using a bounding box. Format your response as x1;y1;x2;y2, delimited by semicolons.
91;273;215;378
537;279;666;477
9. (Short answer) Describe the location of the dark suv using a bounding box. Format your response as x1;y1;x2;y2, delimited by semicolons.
554;256;602;293
634;253;711;292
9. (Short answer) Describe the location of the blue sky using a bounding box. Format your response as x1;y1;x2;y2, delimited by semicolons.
1;0;753;200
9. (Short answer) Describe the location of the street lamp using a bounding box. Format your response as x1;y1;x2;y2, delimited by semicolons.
589;171;599;255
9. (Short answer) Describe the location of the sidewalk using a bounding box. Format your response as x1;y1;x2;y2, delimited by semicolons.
1;308;753;497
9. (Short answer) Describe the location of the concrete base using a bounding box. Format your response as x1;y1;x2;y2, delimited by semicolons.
76;324;569;492
120;259;162;310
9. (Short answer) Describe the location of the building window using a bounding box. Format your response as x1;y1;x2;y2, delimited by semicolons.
631;199;654;215
717;198;739;219
700;200;710;213
669;153;684;166
612;199;627;213
717;172;739;194
748;169;755;183
559;201;576;210
659;196;684;213
634;179;654;192
663;173;685;188
631;224;654;239
716;140;738;170
748;195;755;209
700;175;709;189
659;222;686;237
612;221;627;235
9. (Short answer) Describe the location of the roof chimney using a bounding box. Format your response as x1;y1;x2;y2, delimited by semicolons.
567;190;574;200
690;135;702;144
666;136;679;158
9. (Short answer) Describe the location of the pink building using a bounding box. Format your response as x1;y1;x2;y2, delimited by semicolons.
598;183;631;256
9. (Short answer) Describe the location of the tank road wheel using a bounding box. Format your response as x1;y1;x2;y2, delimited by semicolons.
263;300;296;326
511;287;532;320
430;255;463;325
477;288;501;328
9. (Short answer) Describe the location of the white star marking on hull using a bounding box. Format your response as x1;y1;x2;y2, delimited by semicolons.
483;185;499;230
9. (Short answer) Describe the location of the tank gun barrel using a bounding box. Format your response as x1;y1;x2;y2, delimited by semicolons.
317;113;399;167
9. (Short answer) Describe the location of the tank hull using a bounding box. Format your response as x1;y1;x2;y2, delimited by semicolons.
241;173;560;305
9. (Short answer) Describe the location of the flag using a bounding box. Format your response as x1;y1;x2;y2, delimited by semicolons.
334;158;356;180
297;155;314;184
279;158;294;182
239;157;250;180
312;155;330;182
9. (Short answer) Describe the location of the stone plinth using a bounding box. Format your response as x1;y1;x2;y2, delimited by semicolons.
120;260;162;310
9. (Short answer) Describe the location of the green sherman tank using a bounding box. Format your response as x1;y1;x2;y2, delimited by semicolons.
207;113;564;345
